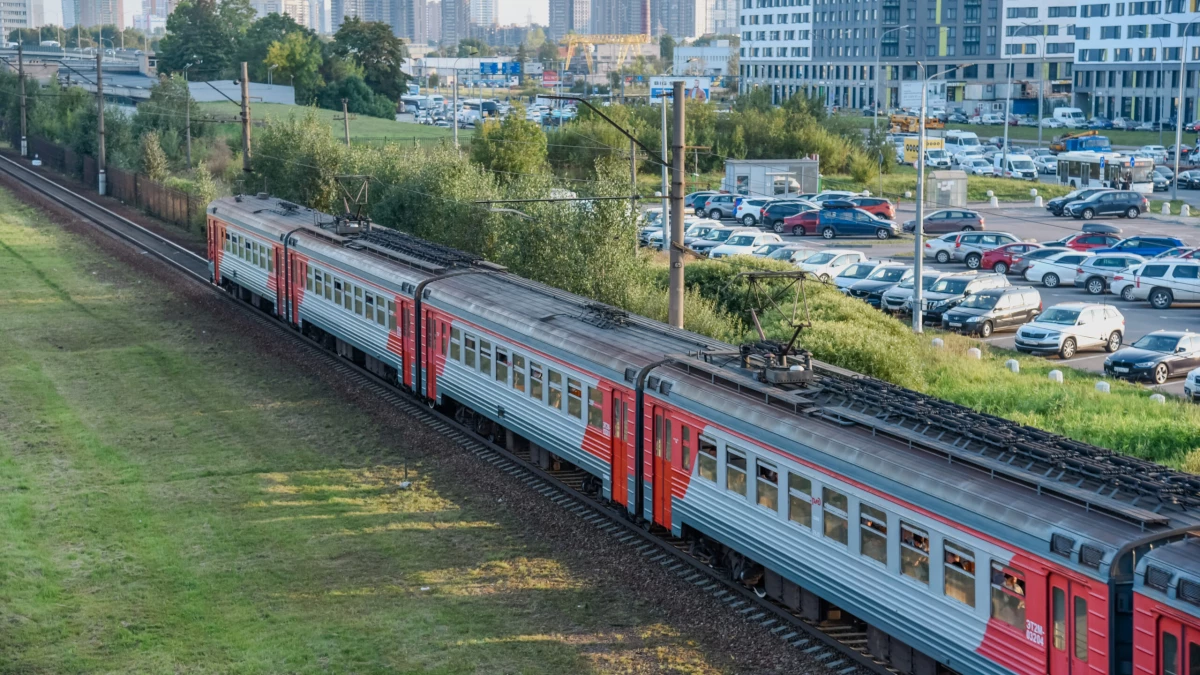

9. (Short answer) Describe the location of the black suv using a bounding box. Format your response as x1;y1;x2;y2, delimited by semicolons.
941;287;1042;338
1065;190;1149;220
1045;187;1111;216
761;200;816;232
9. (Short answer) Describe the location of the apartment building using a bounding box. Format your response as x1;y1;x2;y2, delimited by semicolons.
1072;1;1200;123
738;0;1074;117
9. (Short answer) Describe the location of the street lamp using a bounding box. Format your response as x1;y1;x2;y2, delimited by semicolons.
874;24;910;130
1162;17;1200;200
1019;21;1047;148
267;63;278;86
912;61;968;334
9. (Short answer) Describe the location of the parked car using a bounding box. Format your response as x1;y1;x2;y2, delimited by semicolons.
947;112;969;124
1094;235;1188;257
709;231;783;258
981;242;1044;274
1184;366;1200;400
1139;145;1168;162
810;191;858;204
1152;246;1200;260
1073;254;1147;294
1125;259;1200;308
1024;250;1095;287
1058;232;1123;252
701;194;739;219
680;219;722;247
961;158;997;176
1045;188;1113;217
1040;118;1065;128
903;209;985;234
919;272;1011;325
1087;117;1113;129
1014;303;1125;359
1033;154;1058;174
849;197;896;220
1064;190;1149;220
685;191;719;213
760;200;818;232
765;245;820;264
845;263;912;307
1103;331;1200;384
797;249;868;281
1168;144;1193;161
1177;170;1200;189
952;232;1022;268
786;208;898;239
1155;165;1175;181
941;287;1043;338
833;260;882;292
924;232;966;263
1153;173;1171;192
1110;264;1142;301
688;226;755;254
880;271;946;314
751;242;795;257
734;198;773;226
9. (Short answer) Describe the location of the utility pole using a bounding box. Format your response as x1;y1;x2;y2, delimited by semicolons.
913;68;927;334
96;49;106;196
342;98;351;145
668;80;685;329
183;63;194;169
240;62;251;173
18;41;27;157
453;65;459;148
629;138;637;217
660;92;668;247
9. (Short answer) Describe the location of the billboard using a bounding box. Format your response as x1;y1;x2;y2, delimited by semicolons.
899;81;947;110
542;70;559;86
649;77;713;103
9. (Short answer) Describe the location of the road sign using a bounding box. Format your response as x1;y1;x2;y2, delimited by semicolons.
479;62;499;74
501;62;521;75
1130;156;1136;167
1100;156;1106;169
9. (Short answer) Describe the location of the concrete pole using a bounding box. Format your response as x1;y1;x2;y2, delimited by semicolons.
96;50;106;196
342;98;351;145
453;66;459;148
1174;35;1187;201
18;41;27;157
241;62;252;173
913;67;927;334
629;138;637;217
1038;49;1045;148
668;81;686;329
184;68;192;169
660;92;668;246
1002;63;1012;175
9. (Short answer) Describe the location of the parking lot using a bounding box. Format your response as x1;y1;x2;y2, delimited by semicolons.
732;202;1200;396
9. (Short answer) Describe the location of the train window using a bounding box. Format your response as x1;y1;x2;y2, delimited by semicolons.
306;266;313;291
697;437;717;482
654;414;663;458
681;426;692;471
267;250;273;272
353;287;362;315
314;270;324;296
725;447;747;496
1052;587;1065;650
943;542;976;607
587;388;603;429
1074;597;1088;661
567;378;583;419
324;275;332;301
900;523;930;584
547;371;563;410
512;354;526;393
449;328;461;361
755;461;778;510
823;487;848;545
479;340;492;375
333;280;343;306
664;420;671;462
375;302;386;326
1188;643;1198;675
388;301;396;330
364;292;374;320
989;563;1026;630
860;503;887;565
343;283;353;311
529;362;544;401
495;348;509;384
788;474;812;528
1162;633;1178;675
464;335;477;368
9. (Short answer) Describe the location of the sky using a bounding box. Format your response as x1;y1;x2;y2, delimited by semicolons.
498;0;548;27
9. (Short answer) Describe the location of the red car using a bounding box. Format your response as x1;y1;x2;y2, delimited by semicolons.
851;197;896;220
1060;233;1122;251
980;242;1043;274
781;210;820;236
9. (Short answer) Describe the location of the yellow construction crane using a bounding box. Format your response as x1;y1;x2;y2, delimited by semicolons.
562;34;652;73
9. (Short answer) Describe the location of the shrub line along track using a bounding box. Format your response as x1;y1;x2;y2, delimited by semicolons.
0;154;887;675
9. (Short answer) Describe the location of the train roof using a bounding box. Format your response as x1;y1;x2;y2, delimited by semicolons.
210;195;1200;575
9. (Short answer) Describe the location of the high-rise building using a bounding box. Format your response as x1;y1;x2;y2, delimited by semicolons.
1;0;44;31
392;0;425;42
426;0;441;42
251;0;311;26
79;0;124;28
440;0;468;44
591;0;644;35
706;0;733;34
549;0;588;39
652;0;705;39
468;0;493;26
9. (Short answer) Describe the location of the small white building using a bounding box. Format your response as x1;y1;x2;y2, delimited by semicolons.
673;43;735;77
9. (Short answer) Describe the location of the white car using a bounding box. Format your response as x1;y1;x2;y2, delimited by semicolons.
735;198;774;226
1184;366;1200;400
1014;302;1125;359
952;149;986;167
980;113;1005;125
833;260;882;292
649;217;721;249
1033;155;1058;174
709;231;784;258
797;249;867;282
1125;259;1200;308
962;158;996;176
879;271;948;313
1024;250;1095;288
1110;264;1143;301
810;191;858;204
1139;145;1168;162
923;232;965;263
1040;118;1065;128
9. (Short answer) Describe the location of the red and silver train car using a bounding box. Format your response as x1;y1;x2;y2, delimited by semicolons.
207;195;1200;675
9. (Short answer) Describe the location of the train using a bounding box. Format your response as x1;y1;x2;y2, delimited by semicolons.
205;194;1200;675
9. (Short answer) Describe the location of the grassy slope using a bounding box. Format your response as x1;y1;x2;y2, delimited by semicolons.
0;190;715;674
197;102;464;143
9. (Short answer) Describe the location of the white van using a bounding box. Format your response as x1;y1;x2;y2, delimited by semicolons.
1053;107;1087;129
995;154;1039;180
38;40;60;48
944;131;982;156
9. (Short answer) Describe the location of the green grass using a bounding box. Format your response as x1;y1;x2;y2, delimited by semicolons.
197;102;464;144
0;189;724;673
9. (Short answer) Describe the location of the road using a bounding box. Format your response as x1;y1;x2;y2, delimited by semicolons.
760;202;1200;396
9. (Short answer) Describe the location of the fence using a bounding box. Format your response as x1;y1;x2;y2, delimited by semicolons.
27;136;204;232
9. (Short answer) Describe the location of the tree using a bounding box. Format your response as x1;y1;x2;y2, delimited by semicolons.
428;73;440;88
318;75;397;119
141;131;169;181
659;34;675;61
331;17;409;101
239;12;312;82
457;38;491;57
525;26;546;50
537;40;559;64
470;105;548;182
156;0;237;78
266;31;325;103
134;75;204;143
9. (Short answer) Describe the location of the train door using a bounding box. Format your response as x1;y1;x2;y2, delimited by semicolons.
421;309;442;400
610;390;630;506
207;222;222;282
651;405;672;527
274;247;284;317
1159;616;1200;675
1048;574;1091;674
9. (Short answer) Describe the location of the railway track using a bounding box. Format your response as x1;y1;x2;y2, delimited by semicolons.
0;153;891;675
